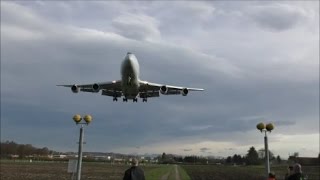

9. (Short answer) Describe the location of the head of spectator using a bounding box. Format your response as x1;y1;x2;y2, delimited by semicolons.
293;163;302;174
131;158;139;167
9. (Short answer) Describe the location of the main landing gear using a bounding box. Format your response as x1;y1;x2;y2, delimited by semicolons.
119;97;143;103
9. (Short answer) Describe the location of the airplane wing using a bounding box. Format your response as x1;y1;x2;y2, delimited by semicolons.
139;80;204;97
57;80;123;97
57;80;204;99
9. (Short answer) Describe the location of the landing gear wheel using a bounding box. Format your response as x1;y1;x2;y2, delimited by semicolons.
142;98;147;102
133;98;138;102
123;98;128;102
113;97;118;101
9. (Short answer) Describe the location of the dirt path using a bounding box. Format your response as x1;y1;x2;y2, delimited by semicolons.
160;165;181;180
174;165;181;180
160;171;170;180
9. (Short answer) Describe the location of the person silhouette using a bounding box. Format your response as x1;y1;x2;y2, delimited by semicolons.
288;163;305;180
285;165;293;180
123;158;145;180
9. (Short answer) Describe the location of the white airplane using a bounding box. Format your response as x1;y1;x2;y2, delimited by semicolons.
57;52;204;102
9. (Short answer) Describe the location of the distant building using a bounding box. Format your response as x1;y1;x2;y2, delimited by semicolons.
93;156;107;161
114;158;125;162
53;154;67;159
150;158;158;163
10;154;19;158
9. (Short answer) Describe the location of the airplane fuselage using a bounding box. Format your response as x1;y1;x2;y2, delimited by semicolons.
120;53;140;99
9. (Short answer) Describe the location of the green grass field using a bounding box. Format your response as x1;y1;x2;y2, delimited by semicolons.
181;164;320;180
1;160;319;180
145;164;172;179
0;160;173;180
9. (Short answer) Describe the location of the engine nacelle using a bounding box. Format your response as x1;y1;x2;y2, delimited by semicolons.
92;83;100;92
160;85;168;94
71;85;79;93
182;88;188;96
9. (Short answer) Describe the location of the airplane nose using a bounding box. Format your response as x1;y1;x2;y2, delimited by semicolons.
121;52;139;77
124;52;137;68
125;55;133;66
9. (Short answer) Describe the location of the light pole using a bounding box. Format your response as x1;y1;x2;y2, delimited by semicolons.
256;122;274;178
72;114;92;180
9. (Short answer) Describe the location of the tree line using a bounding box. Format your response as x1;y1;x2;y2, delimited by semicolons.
225;146;282;165
1;141;286;165
159;152;214;164
0;141;55;159
160;146;283;165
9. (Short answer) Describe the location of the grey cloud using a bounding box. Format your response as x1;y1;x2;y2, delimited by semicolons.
1;2;44;29
248;4;308;31
1;1;318;157
273;121;296;126
112;13;160;41
147;2;215;36
17;1;127;31
182;125;213;131
183;149;192;152
200;147;210;152
169;2;215;20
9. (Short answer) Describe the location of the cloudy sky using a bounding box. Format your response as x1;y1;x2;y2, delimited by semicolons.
1;1;319;158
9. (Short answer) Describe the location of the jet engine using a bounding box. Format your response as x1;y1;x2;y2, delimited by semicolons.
182;88;188;96
71;85;79;93
160;85;168;94
92;83;100;92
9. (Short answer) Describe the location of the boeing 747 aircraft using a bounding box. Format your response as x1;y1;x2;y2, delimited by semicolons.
57;52;204;102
